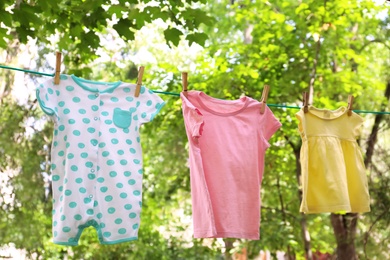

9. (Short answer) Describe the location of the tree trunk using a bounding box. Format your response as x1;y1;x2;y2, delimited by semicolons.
330;213;358;260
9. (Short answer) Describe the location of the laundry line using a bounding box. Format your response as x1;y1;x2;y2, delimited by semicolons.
1;64;389;115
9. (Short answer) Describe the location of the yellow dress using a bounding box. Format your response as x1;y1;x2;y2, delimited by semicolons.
296;106;370;213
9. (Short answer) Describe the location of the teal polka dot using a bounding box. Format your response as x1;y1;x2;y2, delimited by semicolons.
56;90;60;96
65;190;72;196
123;128;129;133
79;109;86;114
136;101;140;107
141;112;147;118
48;88;54;94
79;187;87;193
61;215;66;221
74;214;82;220
129;213;136;219
108;207;116;214
99;131;102;137
58;151;64;156
85;162;93;168
58;101;65;107
117;150;124;155
63;226;71;232
116;183;123;188
103;232;111;238
84;197;91;204
72;97;81;103
100;222;106;228
114;218;122;224
82;118;90;124
94;200;98;207
111;138;118;144
66;86;74;91
97;213;103;219
59;125;65;131
99;142;106;148
124;204;132;210
133;159;140;164
68;119;76;124
91;105;99;111
60;195;64;201
100;186;108;193
71;165;78;171
120;192;127;199
67;153;74;159
45;94;49;101
53;220;57;226
64;178;68;184
54;231;58;237
133;115;138;121
69;202;77;208
105;195;113;202
53;141;58;147
88;94;98;100
126;139;132;145
64;135;68;141
123;87;131;93
111;97;119;102
126;97;134;102
124;171;131;177
88;174;96;180
66;142;70;148
91;139;98;146
109;171;117;177
120;160;128;165
105;120;112;125
109;128;117;133
133;190;141;196
81;152;88;158
54;130;58;136
130;148;136;154
75;178;83;184
107;160;115;166
128;179;136;185
102;151;109;157
59;186;63;191
132;224;139;230
139;201;142;207
64;108;70;114
87;127;96;133
118;228;126;234
137;137;140;143
100;100;104;106
102;111;109;116
97;177;105;183
60;75;68;80
87;209;94;215
140;86;145;94
73;130;80;136
138;169;144;174
147;100;152;106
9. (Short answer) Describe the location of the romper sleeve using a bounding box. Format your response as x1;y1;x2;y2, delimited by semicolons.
36;78;58;117
352;112;364;138
180;92;204;138
262;105;282;141
137;86;165;124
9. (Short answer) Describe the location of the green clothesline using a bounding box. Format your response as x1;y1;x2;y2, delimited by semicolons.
1;64;389;115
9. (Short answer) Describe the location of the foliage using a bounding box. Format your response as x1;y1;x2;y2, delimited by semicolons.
1;0;389;259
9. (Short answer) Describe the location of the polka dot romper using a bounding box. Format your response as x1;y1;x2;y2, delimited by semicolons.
36;75;165;245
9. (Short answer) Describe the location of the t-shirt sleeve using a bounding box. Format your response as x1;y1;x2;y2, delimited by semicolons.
352;113;364;138
36;79;58;117
180;93;204;138
262;105;282;140
137;86;165;124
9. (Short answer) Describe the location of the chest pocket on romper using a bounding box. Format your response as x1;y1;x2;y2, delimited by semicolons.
113;108;135;128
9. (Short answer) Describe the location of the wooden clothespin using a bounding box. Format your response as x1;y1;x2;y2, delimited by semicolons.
182;72;188;98
347;95;354;116
303;92;309;113
260;85;270;114
54;52;62;85
134;66;144;97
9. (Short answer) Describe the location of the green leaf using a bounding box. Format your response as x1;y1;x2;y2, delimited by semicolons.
164;27;183;47
0;10;12;27
186;32;208;46
113;19;135;40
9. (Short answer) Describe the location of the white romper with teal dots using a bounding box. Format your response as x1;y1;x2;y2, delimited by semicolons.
36;74;165;246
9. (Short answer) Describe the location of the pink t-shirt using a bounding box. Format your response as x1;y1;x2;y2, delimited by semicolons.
181;91;281;239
